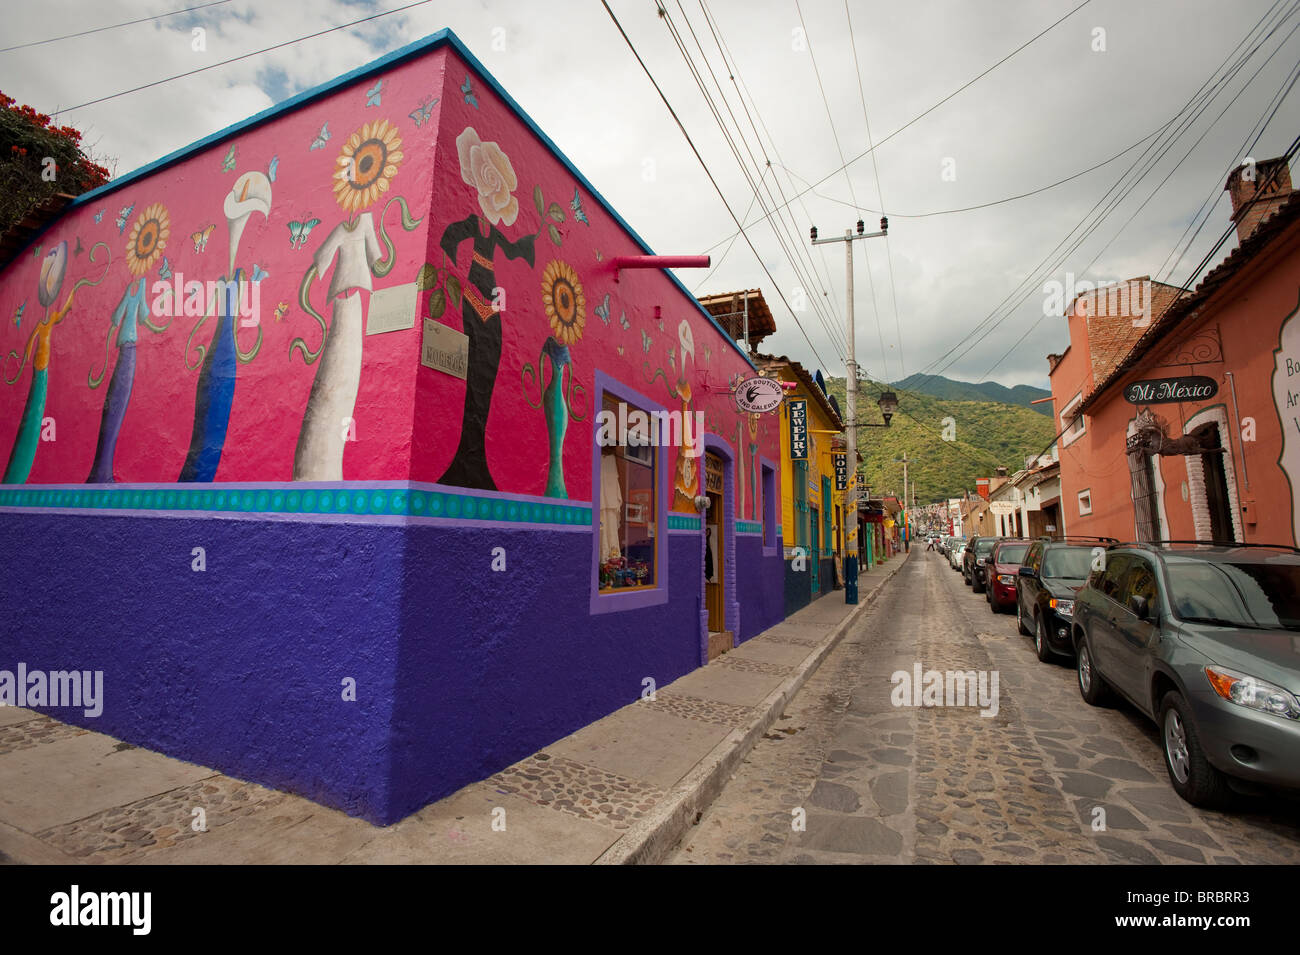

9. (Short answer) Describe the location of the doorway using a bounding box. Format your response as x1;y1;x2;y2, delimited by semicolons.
705;452;725;636
1199;424;1234;542
810;505;821;593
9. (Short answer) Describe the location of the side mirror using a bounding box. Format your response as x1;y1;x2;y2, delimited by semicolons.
1129;594;1149;620
1018;565;1036;577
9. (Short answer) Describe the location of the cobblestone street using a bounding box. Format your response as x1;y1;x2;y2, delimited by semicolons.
668;551;1300;864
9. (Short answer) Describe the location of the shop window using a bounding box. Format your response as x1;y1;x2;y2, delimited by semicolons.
762;462;776;549
598;393;657;592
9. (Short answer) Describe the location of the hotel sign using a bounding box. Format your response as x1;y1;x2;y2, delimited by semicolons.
1124;376;1218;404
788;400;808;460
833;452;847;490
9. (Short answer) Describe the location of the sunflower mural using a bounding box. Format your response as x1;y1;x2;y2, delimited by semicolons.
434;126;537;491
3;239;111;483
177;171;272;482
521;259;587;498
290;117;422;481
86;203;174;482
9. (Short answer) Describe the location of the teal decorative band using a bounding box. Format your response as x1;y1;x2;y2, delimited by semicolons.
667;513;701;530
777;525;783;537
0;484;593;527
736;520;762;535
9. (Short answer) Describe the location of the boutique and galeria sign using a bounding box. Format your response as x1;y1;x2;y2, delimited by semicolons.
1123;375;1218;404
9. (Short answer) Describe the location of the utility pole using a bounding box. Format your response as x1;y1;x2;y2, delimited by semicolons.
900;453;910;552
811;216;888;603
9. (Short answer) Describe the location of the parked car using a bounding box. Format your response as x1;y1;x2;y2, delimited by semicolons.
963;536;1002;593
986;539;1033;613
1017;540;1102;660
1072;543;1300;807
949;541;967;571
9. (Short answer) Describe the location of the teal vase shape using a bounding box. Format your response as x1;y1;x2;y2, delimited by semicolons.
541;337;571;499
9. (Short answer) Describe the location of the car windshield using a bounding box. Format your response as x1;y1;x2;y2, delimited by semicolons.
974;539;998;556
995;544;1029;564
1042;548;1095;580
1165;560;1300;631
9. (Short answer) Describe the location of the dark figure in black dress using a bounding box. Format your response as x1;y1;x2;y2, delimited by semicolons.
437;214;536;490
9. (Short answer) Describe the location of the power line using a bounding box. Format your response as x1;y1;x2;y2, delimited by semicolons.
60;0;438;113
700;0;1094;252
0;0;234;54
600;0;832;370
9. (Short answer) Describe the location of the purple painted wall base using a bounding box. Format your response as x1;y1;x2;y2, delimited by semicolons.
1;511;787;825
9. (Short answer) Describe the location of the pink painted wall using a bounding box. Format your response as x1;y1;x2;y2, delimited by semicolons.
0;51;447;484
0;37;777;514
416;48;778;514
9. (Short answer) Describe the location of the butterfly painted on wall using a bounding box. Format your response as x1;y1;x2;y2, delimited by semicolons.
288;217;321;250
571;188;589;226
594;248;604;262
274;301;290;322
618;311;630;331
268;155;279;183
250;264;269;283
594;293;611;327
14;302;24;328
703;343;711;364
310;122;330;151
158;256;173;280
222;144;237;172
33;244;41;258
192;224;215;253
365;78;383;107
74;236;84;257
409;95;439;127
93;210;104;224
116;204;135;233
617;345;625;356
640;329;652;353
667;346;676;371
461;75;478;109
657;319;664;332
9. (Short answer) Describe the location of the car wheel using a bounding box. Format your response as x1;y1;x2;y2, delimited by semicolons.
1035;613;1054;662
1076;636;1111;706
1159;691;1232;808
1017;600;1031;636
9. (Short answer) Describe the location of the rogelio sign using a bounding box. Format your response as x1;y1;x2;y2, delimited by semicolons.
733;376;784;414
1124;376;1218;404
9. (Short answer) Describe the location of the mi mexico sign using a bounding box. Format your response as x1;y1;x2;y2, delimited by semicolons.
1124;376;1218;404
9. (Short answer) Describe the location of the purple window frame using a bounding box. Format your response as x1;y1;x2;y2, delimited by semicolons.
761;458;777;555
590;370;669;614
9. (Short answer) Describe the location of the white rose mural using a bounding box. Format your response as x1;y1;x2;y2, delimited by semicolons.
457;127;519;226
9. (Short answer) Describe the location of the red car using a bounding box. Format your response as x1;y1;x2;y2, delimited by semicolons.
987;539;1034;613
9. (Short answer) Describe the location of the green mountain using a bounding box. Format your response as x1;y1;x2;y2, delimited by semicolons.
892;373;1052;416
823;377;1056;503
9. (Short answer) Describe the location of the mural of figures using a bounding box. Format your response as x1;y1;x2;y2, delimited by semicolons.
437;127;536;491
87;204;174;482
3;240;110;483
292;119;421;481
522;260;587;498
179;172;271;482
747;412;760;519
672;318;699;510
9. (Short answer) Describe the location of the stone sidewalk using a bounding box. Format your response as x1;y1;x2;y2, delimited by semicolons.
0;554;908;865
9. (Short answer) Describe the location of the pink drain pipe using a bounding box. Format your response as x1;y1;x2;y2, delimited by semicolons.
610;255;710;282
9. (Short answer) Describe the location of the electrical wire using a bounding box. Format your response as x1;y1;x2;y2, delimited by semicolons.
0;0;234;54
60;0;438;112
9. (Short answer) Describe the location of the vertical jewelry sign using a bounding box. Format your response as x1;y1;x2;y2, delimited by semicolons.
788;399;808;461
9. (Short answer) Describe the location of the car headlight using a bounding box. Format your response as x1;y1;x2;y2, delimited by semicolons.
997;574;1015;585
1205;666;1300;720
1048;598;1074;617
976;557;986;565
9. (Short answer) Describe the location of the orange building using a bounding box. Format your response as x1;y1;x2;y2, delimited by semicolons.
1048;156;1300;545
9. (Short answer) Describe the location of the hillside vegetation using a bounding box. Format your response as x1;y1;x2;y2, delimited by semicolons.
824;377;1056;502
892;373;1052;416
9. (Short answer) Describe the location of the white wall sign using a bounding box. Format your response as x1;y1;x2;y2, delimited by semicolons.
366;282;418;335
1271;297;1300;543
